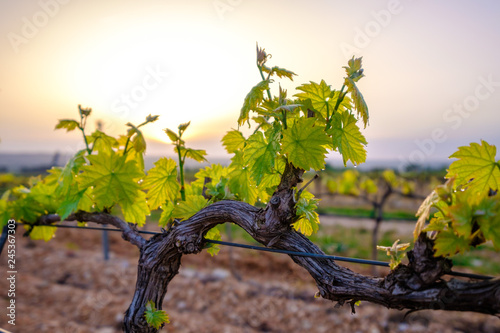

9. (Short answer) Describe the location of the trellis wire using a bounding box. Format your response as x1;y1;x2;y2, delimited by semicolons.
15;223;493;280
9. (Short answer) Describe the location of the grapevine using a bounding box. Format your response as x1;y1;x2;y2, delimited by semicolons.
1;45;499;332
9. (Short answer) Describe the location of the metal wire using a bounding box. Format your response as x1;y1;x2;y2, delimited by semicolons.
17;223;494;280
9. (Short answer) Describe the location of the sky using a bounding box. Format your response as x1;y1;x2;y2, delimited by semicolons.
1;0;500;171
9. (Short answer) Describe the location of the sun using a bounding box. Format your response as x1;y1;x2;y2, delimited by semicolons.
55;14;253;145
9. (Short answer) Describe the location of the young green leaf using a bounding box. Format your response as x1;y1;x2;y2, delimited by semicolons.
446;140;500;193
329;112;367;166
165;128;179;142
145;114;159;123
222;130;246;154
282;117;330;171
244;131;279;185
78;151;144;211
433;229;470;257
28;225;57;241
376;239;410;269
121;190;150;226
173;195;208;221
345;77;369;128
29;181;59;213
448;193;474;237
158;201;175;228
194;164;229;184
126;123;147;154
205;226;221;256
228;151;258;204
54;149;86;198
238;80;270;127
11;196;45;223
55;119;80;132
178;121;191;133
142;158;180;210
477;200;500;250
294;80;336;120
261;65;297;80
56;188;88;220
144;300;169;329
179;147;208;163
87;131;119;154
414;190;439;240
293;191;320;236
343;57;364;79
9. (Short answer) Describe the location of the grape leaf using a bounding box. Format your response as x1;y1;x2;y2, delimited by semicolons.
195;164;229;184
228;151;258;204
121;190;149;226
87;131;119;154
173;195;208;221
57;188;88;220
178;121;190;133
205;226;221;256
144;300;169;329
78;151;143;211
244;131;279;185
446;140;500;194
448;193;473;237
414;190;439;240
132;130;146;154
343;56;364;80
262;65;297;80
293;191;320;236
29;225;57;241
480;217;500;251
238;80;270;127
329;112;367;166
125;147;145;175
222;130;246;154
126;123;147;154
179;146;207;163
476;196;500;250
54;149;86;198
294;80;336;120
30;181;59;213
55;119;80;132
159;201;175;228
11;196;45;223
434;229;470;257
142;158;180;210
165;128;179;142
345;77;369;128
282;117;330;171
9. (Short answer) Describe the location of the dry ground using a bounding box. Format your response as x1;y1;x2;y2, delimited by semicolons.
0;221;499;333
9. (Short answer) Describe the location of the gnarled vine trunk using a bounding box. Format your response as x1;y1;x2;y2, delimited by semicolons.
119;164;500;332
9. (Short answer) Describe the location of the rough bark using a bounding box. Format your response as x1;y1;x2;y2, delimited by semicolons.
35;163;500;332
